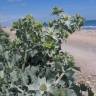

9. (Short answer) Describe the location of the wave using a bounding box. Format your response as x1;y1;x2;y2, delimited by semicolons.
82;26;96;30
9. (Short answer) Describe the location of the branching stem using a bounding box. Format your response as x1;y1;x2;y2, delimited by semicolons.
54;72;64;84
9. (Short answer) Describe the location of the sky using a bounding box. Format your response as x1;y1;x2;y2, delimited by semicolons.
0;0;96;26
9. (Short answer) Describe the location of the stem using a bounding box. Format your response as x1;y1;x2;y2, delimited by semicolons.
54;72;64;84
22;50;27;71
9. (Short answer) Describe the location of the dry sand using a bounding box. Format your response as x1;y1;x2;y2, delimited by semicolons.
2;27;16;41
62;29;96;91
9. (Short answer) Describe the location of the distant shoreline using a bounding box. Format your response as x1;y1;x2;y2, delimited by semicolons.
82;26;96;30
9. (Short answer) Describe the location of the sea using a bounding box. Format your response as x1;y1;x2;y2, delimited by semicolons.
83;20;96;30
1;20;96;30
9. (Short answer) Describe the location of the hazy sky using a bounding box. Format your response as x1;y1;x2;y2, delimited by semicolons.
0;0;96;26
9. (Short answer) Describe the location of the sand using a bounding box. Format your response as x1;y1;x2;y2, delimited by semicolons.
2;27;16;41
62;29;96;91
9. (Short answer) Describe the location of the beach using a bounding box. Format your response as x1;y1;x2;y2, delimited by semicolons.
62;29;96;90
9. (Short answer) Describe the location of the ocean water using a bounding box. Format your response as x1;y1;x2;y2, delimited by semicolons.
83;20;96;29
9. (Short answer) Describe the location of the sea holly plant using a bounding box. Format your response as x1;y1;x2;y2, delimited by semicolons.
0;7;93;96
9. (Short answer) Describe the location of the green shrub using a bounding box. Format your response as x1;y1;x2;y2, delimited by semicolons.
0;7;86;96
